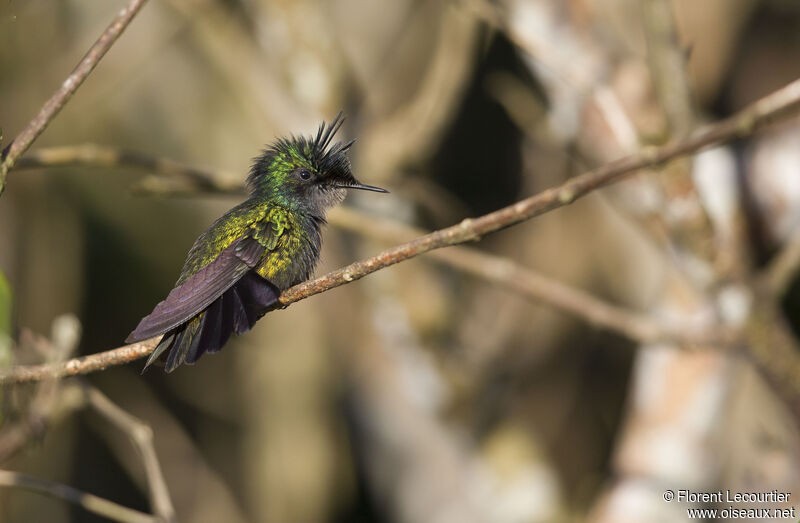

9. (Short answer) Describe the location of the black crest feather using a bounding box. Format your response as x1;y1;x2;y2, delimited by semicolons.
310;111;353;174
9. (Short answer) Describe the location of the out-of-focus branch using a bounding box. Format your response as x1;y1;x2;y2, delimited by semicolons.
0;381;85;463
744;301;800;417
0;0;149;195
2;76;800;384
331;208;721;345
84;385;176;523
469;0;640;153
641;0;695;137
0;316;83;462
359;5;481;182
15;144;243;193
0;324;175;520
14;144;242;195
641;0;723;267
761;231;800;296
164;0;304;136
0;470;157;523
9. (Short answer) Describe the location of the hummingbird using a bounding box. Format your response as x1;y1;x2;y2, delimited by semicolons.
126;113;387;372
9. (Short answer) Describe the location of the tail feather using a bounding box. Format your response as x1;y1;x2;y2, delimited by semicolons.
235;272;278;330
186;296;223;363
143;332;175;372
213;291;236;354
165;315;204;372
230;287;251;336
142;271;280;373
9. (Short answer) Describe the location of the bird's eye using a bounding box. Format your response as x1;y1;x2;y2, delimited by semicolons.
298;170;312;181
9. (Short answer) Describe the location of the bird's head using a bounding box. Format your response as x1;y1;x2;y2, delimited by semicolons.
247;112;387;216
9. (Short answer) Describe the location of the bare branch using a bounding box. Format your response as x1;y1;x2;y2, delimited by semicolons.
0;338;159;384
1;76;800;384
84;385;176;523
0;0;149;194
0;470;157;523
278;77;800;302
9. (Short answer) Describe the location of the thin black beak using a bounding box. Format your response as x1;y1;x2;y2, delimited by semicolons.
337;182;389;193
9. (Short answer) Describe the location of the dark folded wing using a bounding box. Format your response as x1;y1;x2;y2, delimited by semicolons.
126;237;264;342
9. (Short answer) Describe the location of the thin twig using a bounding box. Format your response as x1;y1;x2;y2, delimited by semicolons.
84;385;177;523
0;470;157;523
1;76;800;384
0;338;159;384
0;0;149;195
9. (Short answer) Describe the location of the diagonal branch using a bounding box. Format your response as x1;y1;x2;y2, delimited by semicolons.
278;77;800;304
2;76;800;384
84;385;176;523
0;0;149;195
11;144;718;345
0;470;157;523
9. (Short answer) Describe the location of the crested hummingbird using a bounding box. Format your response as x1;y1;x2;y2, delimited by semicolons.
126;113;387;372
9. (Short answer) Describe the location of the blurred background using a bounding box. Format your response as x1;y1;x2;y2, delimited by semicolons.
1;0;800;521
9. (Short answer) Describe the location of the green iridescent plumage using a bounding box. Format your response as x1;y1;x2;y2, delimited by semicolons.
178;201;317;289
126;113;387;372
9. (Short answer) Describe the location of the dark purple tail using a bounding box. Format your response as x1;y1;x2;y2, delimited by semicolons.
144;272;279;373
